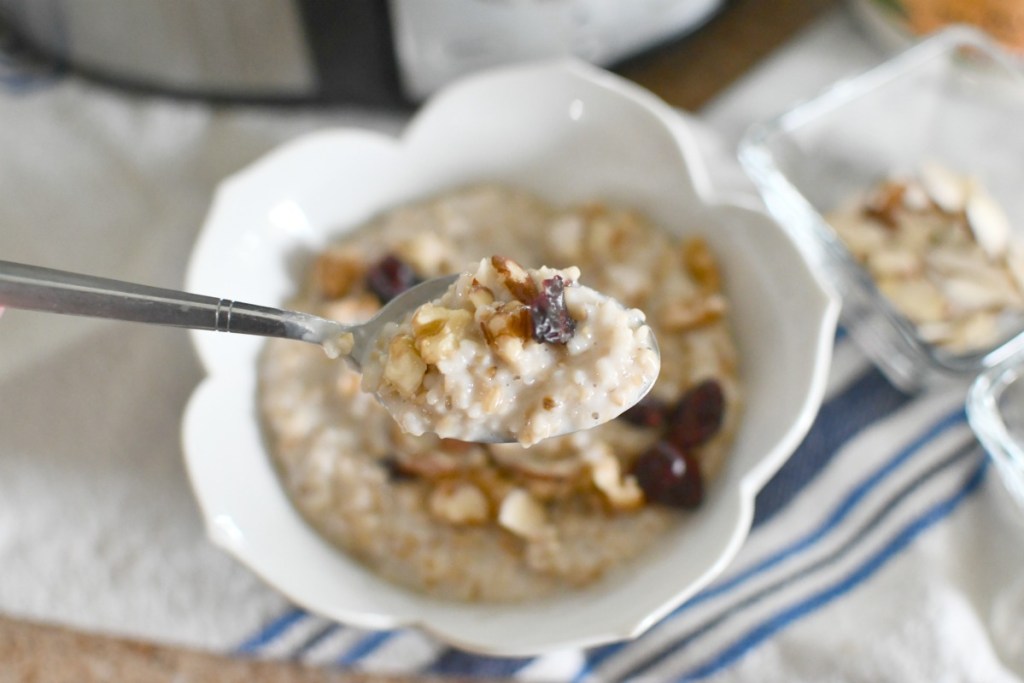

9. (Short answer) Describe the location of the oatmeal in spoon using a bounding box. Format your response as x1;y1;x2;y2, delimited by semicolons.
362;255;660;446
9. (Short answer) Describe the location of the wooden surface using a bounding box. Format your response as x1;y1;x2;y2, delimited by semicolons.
617;0;841;110
0;1;838;680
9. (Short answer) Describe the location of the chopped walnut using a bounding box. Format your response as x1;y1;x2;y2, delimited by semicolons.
382;335;427;397
311;245;366;299
498;488;550;539
586;445;644;510
491;255;539;304
682;237;721;291
659;294;727;331
411;303;473;364
480;301;531;341
428;481;490;525
467;281;496;312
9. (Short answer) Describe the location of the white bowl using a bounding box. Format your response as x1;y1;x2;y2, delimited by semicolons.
182;59;838;656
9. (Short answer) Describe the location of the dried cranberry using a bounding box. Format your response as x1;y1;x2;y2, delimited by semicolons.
530;275;576;344
668;379;725;449
619;397;671;430
365;254;421;304
631;441;703;509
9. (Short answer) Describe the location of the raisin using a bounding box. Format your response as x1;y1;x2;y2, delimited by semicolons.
365;254;421;304
631;440;703;509
619;397;671;429
379;455;415;482
529;275;576;344
668;379;725;449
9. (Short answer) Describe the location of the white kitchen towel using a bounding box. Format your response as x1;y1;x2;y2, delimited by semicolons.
1;8;1023;682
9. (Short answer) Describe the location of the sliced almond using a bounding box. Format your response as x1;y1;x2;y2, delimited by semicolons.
876;277;947;323
866;248;921;278
947;311;1001;352
942;277;1009;312
901;181;931;211
916;320;955;345
965;183;1011;259
920;161;968;214
926;245;989;276
1006;243;1024;295
829;213;889;259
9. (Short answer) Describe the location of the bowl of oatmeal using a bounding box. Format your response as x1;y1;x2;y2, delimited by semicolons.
740;27;1024;392
183;59;837;655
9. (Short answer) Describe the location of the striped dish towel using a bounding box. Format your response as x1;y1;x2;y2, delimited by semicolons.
232;333;1024;681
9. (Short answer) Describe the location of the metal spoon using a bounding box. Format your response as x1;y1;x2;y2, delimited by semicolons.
0;260;660;444
0;259;455;369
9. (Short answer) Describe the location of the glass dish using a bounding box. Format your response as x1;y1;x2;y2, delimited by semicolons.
967;353;1024;513
740;26;1024;392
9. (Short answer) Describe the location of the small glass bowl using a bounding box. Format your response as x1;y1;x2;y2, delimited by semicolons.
967;353;1024;513
740;26;1024;392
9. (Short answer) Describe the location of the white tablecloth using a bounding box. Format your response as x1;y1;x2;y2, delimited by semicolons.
2;8;1023;682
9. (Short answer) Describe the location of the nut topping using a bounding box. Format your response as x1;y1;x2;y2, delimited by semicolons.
491;255;539;303
828;163;1024;352
498;488;550;539
429;481;490;525
966;184;1011;259
382;335;427;397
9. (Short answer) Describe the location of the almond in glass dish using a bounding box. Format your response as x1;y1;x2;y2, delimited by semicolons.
827;162;1024;354
257;184;742;602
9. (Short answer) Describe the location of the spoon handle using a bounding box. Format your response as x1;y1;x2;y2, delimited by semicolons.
0;260;340;343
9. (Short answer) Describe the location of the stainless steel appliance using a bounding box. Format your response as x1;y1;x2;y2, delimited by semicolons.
0;0;724;105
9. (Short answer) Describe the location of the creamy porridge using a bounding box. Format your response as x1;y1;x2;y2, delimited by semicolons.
258;185;741;601
828;162;1024;353
363;256;660;446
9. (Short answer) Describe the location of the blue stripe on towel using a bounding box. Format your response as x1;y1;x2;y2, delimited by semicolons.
753;366;910;526
575;369;914;678
336;630;394;666
424;648;534;677
235;607;307;654
292;623;342;660
575;406;966;681
676;457;987;681
615;438;980;681
699;408;966;603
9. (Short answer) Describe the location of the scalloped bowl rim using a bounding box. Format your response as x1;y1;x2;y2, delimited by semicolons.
182;58;838;656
